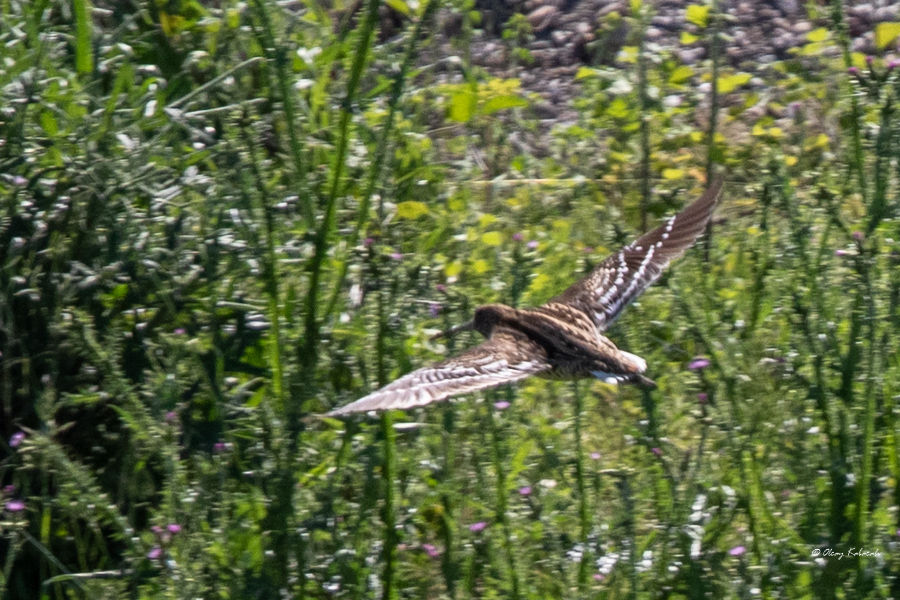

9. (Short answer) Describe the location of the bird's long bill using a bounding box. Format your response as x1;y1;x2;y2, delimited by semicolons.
430;320;474;341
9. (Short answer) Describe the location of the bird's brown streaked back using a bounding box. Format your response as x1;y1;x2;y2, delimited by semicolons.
326;177;724;417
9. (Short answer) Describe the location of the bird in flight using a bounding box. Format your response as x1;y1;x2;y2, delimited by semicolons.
327;177;724;417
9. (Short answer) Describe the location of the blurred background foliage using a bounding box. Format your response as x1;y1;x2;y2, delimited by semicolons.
1;0;899;598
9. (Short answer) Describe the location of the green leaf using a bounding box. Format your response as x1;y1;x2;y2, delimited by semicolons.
449;87;476;123
806;27;829;43
482;231;503;246
717;72;751;94
669;65;694;84
73;0;93;74
481;94;528;115
575;67;599;80
875;22;900;50
396;201;429;219
385;0;411;15
685;4;709;27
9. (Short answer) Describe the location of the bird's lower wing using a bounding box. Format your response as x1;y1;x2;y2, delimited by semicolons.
551;176;723;331
326;329;550;416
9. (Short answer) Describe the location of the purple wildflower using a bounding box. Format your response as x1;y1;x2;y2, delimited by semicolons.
12;176;27;186
3;485;16;495
512;232;524;242
697;393;708;405
436;284;447;293
6;500;25;512
688;357;710;371
890;60;900;70
174;328;186;335
852;231;864;242
429;303;441;318
835;249;848;257
494;401;510;410
390;252;403;261
165;411;178;423
527;240;539;250
364;237;375;247
729;545;746;557
469;521;488;533
519;486;532;496
593;573;605;581
590;452;601;460
866;55;874;65
422;543;440;558
651;447;662;457
9;432;25;448
848;66;860;75
213;442;227;454
147;546;162;560
151;525;163;535
167;523;182;534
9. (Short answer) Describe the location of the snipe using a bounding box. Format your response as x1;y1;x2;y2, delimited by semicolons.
327;177;724;416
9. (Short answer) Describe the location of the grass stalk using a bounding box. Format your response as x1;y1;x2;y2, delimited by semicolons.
704;0;721;259
323;0;439;320
488;401;521;599
249;0;313;228
380;411;399;600
304;0;382;375
635;0;652;231
829;0;867;203
573;381;589;589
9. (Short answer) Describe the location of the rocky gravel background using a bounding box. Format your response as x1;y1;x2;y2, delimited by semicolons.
423;0;900;120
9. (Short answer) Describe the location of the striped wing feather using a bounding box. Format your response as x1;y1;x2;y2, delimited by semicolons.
552;176;723;331
326;328;550;416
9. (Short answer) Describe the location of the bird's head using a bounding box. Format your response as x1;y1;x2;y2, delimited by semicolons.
473;304;513;336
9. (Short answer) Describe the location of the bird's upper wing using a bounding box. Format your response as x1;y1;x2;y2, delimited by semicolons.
551;176;723;331
326;328;550;416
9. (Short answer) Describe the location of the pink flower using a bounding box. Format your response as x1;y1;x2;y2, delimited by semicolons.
436;284;447;293
9;432;25;448
174;328;186;335
688;357;710;371
6;500;25;512
469;521;488;533
213;442;227;454
729;545;746;557
390;252;403;261
651;447;662;456
697;393;708;405
527;240;539;250
165;411;178;423
147;546;162;560
590;452;601;460
494;401;510;410
519;486;532;496
167;523;182;534
429;303;441;317
512;232;524;242
848;66;860;75
422;543;440;558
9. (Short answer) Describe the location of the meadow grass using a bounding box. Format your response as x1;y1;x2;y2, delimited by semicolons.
1;0;899;598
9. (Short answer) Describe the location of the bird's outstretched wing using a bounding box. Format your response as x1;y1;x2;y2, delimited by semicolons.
550;176;723;331
326;328;550;416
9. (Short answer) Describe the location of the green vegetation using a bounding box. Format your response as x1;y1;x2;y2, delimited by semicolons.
1;0;899;598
